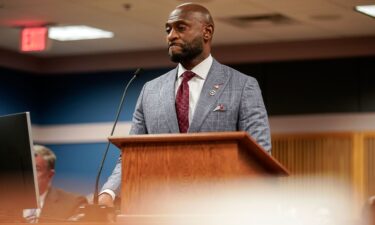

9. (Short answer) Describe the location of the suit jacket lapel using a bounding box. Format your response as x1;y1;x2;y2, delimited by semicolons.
189;59;230;132
40;188;59;218
161;67;180;133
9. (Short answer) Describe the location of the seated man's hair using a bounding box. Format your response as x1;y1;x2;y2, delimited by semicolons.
34;145;56;170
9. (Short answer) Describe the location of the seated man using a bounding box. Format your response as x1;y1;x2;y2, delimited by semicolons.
23;145;87;223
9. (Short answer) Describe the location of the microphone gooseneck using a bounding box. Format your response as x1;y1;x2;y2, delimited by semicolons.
93;68;142;205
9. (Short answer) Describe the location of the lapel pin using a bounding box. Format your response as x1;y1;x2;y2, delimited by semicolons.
214;84;220;89
209;90;216;96
213;104;225;112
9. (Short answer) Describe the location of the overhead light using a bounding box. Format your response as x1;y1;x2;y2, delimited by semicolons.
48;25;114;41
355;5;375;18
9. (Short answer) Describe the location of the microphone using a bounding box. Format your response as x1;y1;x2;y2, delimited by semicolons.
94;68;142;205
82;68;142;222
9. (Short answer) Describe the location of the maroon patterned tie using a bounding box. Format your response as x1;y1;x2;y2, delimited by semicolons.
176;71;196;133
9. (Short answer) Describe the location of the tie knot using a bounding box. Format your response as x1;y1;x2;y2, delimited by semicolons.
182;71;195;82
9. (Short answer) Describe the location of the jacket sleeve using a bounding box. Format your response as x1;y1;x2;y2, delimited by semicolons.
100;157;122;195
238;77;272;154
129;84;148;135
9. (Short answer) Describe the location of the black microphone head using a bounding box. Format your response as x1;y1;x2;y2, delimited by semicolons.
134;68;143;77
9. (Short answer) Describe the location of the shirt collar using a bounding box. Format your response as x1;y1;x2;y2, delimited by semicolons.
177;55;213;80
39;189;48;208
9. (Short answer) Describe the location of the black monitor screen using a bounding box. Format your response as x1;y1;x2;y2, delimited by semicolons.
0;112;39;211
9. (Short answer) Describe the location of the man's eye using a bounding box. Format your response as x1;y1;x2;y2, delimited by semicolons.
165;27;171;34
177;25;186;31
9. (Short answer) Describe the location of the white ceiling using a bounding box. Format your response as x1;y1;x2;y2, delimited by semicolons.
0;0;374;58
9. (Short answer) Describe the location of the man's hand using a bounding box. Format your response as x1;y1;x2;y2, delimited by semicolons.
98;193;114;207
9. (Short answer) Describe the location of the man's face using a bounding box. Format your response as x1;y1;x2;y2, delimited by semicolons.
35;155;54;195
165;9;205;63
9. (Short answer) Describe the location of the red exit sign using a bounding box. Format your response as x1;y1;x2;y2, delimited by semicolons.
21;27;48;52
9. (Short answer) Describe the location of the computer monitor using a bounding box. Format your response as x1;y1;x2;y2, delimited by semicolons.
0;112;39;214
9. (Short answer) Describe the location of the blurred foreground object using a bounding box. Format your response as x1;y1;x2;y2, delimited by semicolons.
119;177;354;225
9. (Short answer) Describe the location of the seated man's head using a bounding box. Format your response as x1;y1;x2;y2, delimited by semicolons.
34;145;56;195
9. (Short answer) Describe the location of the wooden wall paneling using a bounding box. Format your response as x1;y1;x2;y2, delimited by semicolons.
364;133;375;198
272;133;357;214
352;132;366;216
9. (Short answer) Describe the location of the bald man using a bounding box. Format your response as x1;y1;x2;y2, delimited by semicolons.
99;3;271;207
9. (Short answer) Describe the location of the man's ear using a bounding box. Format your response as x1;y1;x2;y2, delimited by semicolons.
49;169;55;179
203;24;214;41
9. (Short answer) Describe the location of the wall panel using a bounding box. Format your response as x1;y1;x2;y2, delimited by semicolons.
364;133;375;198
271;132;375;216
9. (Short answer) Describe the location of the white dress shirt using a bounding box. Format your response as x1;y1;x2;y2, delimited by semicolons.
175;54;213;123
23;191;48;222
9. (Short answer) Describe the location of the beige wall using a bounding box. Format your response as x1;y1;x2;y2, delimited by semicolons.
1;36;375;74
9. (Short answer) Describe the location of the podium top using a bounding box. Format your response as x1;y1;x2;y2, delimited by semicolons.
109;131;289;176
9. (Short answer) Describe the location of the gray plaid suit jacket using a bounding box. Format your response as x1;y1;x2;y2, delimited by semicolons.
101;59;271;194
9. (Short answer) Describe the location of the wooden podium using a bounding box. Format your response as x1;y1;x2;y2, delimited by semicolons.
109;131;289;222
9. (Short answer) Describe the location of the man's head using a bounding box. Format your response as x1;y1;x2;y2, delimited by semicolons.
165;3;214;69
34;145;56;195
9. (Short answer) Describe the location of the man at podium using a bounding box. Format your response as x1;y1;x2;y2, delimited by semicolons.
99;3;271;207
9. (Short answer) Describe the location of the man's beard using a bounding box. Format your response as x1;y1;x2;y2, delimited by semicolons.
169;36;204;63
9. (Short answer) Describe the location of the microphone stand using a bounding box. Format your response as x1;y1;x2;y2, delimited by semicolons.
80;68;142;222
